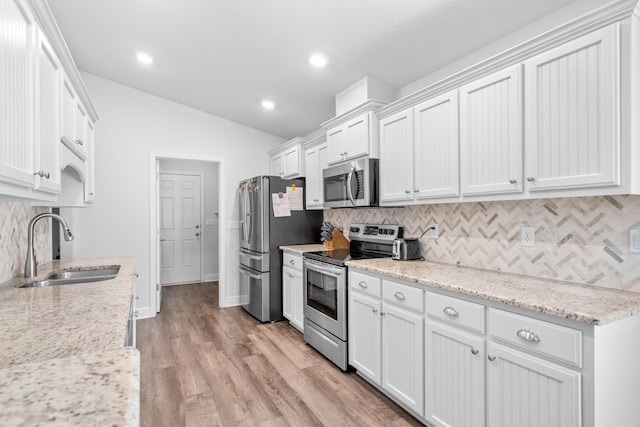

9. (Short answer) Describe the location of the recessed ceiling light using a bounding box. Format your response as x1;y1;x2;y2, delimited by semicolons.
136;52;153;65
261;99;275;110
308;53;328;68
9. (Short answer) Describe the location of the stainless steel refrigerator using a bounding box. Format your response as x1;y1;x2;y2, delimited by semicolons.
238;176;322;322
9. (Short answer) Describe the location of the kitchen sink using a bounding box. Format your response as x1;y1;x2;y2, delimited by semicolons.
19;267;120;288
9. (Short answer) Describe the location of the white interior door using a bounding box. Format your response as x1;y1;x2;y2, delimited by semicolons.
159;173;202;285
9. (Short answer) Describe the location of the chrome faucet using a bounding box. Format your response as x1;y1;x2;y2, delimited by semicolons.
25;213;74;278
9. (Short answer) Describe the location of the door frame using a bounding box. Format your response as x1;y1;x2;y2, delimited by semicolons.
149;152;225;316
158;170;205;285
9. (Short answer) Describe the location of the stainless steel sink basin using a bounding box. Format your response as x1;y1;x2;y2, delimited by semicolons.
20;267;120;288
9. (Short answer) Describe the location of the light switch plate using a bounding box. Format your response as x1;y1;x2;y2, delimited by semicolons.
630;229;640;253
521;226;535;247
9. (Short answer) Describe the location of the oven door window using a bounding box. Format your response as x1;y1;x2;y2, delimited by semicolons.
306;268;338;320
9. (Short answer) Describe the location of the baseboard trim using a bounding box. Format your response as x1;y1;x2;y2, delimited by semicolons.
136;306;153;319
204;273;219;282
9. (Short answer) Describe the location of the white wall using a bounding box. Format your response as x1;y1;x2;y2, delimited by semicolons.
61;73;284;315
159;159;219;280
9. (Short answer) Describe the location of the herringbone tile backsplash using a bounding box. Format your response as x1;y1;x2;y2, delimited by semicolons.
324;195;640;292
0;201;51;283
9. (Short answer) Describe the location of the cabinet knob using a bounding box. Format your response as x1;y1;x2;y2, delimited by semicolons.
393;291;406;301
88;192;94;196
75;139;84;146
372;308;378;313
195;232;200;237
471;348;479;355
414;189;419;193
526;177;536;182
488;354;496;361
358;281;368;288
290;259;295;265
381;312;386;316
509;179;517;184
405;190;411;194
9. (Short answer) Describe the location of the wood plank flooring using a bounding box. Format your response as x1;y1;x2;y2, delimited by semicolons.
137;282;423;427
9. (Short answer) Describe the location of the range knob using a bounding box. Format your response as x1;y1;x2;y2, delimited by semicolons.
350;226;360;233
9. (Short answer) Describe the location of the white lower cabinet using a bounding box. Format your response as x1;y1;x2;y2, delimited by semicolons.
381;301;424;416
348;291;381;384
486;342;581;427
282;252;304;332
425;321;485;427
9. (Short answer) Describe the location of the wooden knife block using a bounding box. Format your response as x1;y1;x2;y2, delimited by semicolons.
326;229;350;250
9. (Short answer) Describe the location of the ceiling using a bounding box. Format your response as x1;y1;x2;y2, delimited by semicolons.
49;0;587;140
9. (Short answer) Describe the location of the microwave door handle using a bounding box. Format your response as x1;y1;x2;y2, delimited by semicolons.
346;166;356;205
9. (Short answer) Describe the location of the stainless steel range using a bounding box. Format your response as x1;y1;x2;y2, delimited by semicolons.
302;223;403;370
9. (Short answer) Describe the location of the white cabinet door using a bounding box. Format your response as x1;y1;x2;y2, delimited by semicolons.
382;302;424;417
84;119;95;202
380;109;414;203
290;267;304;332
61;74;75;146
486;342;581;427
0;0;36;189
34;29;61;194
282;145;302;178
349;291;382;385
75;101;88;156
414;90;460;199
425;321;485;427
345;113;370;160
327;126;346;165
270;154;283;177
305;143;328;209
460;65;523;196
524;24;619;191
282;266;294;323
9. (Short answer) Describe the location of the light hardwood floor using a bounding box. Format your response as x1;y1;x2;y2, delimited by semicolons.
137;282;424;427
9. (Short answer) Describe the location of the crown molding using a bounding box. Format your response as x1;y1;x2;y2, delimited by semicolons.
28;0;99;122
268;137;308;155
320;100;388;130
377;0;638;120
302;133;326;149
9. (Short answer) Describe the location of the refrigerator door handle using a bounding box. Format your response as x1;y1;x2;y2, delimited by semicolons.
239;265;262;280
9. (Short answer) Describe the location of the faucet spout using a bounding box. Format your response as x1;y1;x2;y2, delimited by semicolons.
25;213;74;278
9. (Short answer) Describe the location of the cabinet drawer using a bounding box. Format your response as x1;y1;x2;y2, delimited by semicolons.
425;291;485;334
283;252;303;272
350;270;381;298
382;280;424;313
488;308;582;368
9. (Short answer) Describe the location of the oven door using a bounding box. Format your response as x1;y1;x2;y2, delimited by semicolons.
303;258;347;340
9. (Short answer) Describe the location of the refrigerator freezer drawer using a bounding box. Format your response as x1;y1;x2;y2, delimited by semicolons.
239;248;269;272
239;265;271;322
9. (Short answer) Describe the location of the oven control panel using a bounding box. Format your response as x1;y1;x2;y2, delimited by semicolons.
348;223;403;242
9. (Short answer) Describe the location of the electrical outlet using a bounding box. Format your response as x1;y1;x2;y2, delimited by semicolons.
521;226;535;247
630;229;640;253
430;223;439;239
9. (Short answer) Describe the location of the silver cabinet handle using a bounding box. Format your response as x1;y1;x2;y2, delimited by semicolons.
488;355;496;361
358;281;368;288
443;306;459;317
517;329;540;342
405;190;411;194
160;238;166;242
195;225;200;229
75;139;84;146
471;348;479;355
414;189;419;192
381;312;386;316
509;179;517;184
34;170;50;179
195;232;200;237
290;259;295;265
372;308;378;313
88;192;94;196
394;291;405;300
526;177;535;182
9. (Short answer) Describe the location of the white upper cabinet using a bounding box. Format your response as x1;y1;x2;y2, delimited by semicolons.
414;90;460;199
460;64;523;196
326;110;379;165
380;109;414;203
34;29;61;194
83;120;95;202
305;140;328;209
0;0;37;190
269;137;306;179
524;24;619;191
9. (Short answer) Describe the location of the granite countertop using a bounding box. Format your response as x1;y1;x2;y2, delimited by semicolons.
346;258;640;326
0;257;139;426
279;244;326;255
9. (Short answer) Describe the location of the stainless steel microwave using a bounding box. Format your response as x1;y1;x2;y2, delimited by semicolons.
323;158;378;208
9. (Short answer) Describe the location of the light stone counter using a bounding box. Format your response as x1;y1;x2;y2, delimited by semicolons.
346;258;640;325
0;347;139;426
0;257;139;426
279;244;326;255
